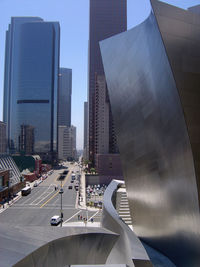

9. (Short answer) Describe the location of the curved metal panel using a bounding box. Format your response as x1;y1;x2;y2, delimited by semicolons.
0;223;118;267
100;5;200;267
13;232;118;267
102;179;150;266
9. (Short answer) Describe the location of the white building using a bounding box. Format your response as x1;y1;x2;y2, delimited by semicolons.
58;125;77;161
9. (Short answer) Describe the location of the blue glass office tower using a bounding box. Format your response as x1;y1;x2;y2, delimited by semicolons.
58;68;72;127
3;17;60;162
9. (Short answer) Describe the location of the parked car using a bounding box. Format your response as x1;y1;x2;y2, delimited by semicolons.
34;181;38;187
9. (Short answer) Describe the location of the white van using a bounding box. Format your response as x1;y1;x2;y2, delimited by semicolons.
50;215;61;226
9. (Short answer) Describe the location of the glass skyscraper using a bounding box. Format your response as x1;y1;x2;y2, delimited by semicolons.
3;17;60;161
58;68;72;127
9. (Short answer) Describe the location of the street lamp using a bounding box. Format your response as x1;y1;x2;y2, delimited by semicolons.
59;181;64;227
86;205;88;224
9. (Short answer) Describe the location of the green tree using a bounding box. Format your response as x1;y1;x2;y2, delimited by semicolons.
90;167;96;174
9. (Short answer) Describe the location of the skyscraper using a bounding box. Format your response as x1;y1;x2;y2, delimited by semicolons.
58;125;76;161
88;0;127;166
58;68;72;127
188;5;200;14
3;17;60;162
19;124;34;155
0;121;6;155
83;101;88;160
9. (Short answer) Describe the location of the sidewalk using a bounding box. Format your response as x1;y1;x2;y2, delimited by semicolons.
0;192;21;213
0;180;35;214
78;171;86;208
63;221;100;227
78;171;103;212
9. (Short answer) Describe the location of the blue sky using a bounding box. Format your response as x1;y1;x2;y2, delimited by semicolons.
0;0;199;149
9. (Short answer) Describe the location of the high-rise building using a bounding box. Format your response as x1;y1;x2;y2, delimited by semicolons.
57;67;73;161
19;124;34;155
83;101;88;160
3;17;60;162
58;125;76;161
188;5;200;14
58;68;72;127
88;0;127;166
94;75;109;155
0;121;6;155
71;125;77;160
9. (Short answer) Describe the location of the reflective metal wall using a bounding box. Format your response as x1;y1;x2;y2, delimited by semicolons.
100;1;200;266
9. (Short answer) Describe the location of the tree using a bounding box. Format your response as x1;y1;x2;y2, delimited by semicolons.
90;167;96;174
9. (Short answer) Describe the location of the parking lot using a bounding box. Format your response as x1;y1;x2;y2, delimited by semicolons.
86;184;107;208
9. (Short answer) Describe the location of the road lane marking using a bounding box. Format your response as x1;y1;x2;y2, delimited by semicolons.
34;190;56;205
88;210;100;222
20;187;43;205
63;210;81;223
40;168;73;208
10;206;76;210
31;185;54;205
40;190;60;208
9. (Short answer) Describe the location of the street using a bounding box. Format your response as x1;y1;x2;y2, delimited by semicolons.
0;162;100;227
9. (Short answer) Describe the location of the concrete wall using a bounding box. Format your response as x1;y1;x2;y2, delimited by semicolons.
86;174;123;186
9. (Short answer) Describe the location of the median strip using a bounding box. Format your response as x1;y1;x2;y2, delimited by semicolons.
40;170;72;208
40;191;60;208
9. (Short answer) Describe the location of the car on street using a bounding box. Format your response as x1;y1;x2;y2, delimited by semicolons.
34;181;38;187
68;185;72;189
50;215;61;226
21;186;31;196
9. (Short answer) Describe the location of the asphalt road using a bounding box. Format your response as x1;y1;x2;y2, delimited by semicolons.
0;162;99;227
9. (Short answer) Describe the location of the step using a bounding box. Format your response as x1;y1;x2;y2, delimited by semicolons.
123;220;132;224
122;217;132;223
119;212;130;216
120;214;131;218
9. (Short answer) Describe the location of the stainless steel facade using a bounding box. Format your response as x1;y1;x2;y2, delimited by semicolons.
0;224;117;267
100;1;200;266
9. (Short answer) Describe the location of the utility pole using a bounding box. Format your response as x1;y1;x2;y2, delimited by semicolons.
59;180;64;227
86;205;88;225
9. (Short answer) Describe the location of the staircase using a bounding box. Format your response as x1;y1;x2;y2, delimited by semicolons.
116;185;133;227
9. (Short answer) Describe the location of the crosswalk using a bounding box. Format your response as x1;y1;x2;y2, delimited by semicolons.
64;209;102;224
